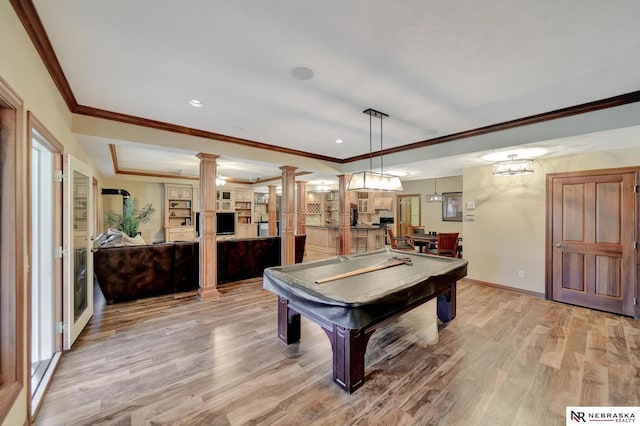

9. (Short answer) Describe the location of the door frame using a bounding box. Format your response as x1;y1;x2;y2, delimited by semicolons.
545;166;639;319
396;194;421;236
0;75;25;424
26;112;64;419
63;155;94;348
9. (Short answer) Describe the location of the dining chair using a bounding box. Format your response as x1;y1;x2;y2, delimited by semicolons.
412;226;425;235
433;232;459;257
410;226;427;251
387;228;415;251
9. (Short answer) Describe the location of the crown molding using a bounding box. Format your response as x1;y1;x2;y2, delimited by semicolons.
344;90;640;163
12;0;640;166
9;0;78;110
109;144;311;184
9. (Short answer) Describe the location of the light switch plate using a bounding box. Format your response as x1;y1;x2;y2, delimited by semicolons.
466;201;475;210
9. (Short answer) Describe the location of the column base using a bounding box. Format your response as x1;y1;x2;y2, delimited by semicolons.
197;286;220;300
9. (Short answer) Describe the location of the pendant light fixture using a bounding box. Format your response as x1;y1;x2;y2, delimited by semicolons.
427;178;443;202
347;108;404;192
492;154;534;176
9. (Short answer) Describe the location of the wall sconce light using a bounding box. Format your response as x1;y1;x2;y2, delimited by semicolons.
492;154;534;176
215;176;226;186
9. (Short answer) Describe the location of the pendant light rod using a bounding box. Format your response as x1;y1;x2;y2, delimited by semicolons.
380;111;384;174
369;110;373;172
347;108;402;192
363;108;388;174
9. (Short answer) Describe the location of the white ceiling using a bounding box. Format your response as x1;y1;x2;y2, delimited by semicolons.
32;1;640;185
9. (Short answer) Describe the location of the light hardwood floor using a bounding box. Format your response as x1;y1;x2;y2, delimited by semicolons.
36;253;640;425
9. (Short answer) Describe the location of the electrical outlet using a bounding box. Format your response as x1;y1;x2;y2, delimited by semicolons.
518;270;525;278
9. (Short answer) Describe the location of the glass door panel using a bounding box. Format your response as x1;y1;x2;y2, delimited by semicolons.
63;155;93;348
30;138;56;398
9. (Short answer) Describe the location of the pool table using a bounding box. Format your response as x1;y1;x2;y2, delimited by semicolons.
263;248;468;393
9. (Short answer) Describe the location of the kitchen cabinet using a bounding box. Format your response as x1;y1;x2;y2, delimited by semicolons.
373;193;393;210
355;192;374;214
235;223;256;238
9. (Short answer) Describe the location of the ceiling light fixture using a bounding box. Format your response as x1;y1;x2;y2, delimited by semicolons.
315;182;331;193
347;108;404;192
492;154;534;176
427;178;443;202
188;99;203;108
335;139;343;144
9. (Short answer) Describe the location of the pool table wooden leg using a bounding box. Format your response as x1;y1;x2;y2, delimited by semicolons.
447;282;457;319
328;325;375;393
277;296;300;344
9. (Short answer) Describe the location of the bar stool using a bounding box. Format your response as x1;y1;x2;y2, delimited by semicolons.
355;227;368;253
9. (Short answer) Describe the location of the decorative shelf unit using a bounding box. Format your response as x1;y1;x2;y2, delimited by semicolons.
164;184;195;242
253;192;268;222
305;191;324;226
217;189;234;212
324;192;338;225
235;189;256;237
307;202;321;215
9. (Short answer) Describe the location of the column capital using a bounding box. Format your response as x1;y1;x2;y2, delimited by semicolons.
279;165;298;173
196;153;220;161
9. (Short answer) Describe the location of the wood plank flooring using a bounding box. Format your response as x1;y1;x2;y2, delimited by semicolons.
36;255;640;425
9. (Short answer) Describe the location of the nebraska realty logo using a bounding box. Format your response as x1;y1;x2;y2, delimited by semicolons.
567;407;638;424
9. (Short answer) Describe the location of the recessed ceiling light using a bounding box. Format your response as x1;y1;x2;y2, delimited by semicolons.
291;66;314;80
188;99;203;108
335;139;343;144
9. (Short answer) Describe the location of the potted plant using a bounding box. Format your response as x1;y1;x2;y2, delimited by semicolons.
105;197;155;237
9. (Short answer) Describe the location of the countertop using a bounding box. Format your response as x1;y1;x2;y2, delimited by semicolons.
306;224;383;230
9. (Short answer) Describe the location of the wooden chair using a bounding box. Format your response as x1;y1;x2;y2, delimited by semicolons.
387;228;415;251
412;226;425;235
433;232;459;257
410;226;428;252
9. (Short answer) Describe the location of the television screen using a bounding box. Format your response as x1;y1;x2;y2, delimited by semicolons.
216;212;235;235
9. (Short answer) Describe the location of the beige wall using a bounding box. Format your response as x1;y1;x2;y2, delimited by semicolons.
1;1;97;424
100;179;166;243
463;146;640;294
402;176;464;235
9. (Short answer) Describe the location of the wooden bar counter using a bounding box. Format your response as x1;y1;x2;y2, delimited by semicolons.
306;225;384;254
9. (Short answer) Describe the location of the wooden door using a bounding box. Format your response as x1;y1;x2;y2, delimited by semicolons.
550;171;636;316
398;197;412;236
63;155;94;348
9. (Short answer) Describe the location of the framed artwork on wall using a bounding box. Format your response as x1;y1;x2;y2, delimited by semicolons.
442;192;463;222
